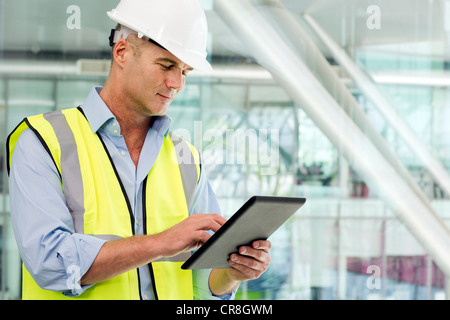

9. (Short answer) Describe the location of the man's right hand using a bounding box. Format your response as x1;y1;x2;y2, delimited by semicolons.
154;213;227;258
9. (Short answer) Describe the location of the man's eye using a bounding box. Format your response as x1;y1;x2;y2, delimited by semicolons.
160;63;188;77
160;64;171;70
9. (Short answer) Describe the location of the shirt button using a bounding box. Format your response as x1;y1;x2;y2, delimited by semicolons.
143;294;148;300
113;129;119;134
120;150;126;156
136;218;140;225
112;122;117;127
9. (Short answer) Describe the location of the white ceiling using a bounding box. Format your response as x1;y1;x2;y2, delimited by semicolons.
0;0;449;62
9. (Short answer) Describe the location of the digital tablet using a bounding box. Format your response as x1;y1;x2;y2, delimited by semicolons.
181;196;306;270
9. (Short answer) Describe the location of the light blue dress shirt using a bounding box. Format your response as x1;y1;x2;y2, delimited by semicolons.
9;86;235;300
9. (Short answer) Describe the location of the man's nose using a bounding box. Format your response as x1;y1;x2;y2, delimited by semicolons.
166;69;185;91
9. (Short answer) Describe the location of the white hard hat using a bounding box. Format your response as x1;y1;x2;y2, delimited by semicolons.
107;0;213;72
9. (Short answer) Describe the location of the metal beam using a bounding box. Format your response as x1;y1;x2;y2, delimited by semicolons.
304;14;450;199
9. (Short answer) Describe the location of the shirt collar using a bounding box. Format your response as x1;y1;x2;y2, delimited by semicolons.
81;86;114;133
81;86;172;137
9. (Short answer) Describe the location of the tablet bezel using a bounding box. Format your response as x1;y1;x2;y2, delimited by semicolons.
181;195;306;270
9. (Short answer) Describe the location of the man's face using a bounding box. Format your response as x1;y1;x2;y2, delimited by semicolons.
121;37;193;118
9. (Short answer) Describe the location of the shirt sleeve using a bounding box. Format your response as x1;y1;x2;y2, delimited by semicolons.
9;128;106;296
189;165;238;300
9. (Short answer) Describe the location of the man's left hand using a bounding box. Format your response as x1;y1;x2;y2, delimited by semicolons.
227;240;272;281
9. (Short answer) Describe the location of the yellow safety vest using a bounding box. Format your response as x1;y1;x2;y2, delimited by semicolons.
7;107;200;300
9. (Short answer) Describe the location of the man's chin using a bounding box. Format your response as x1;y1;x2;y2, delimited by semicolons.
148;103;170;117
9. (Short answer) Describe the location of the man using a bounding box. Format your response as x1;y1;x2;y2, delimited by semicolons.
7;0;271;300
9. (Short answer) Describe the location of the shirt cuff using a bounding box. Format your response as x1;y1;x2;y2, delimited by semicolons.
56;233;107;297
212;289;238;300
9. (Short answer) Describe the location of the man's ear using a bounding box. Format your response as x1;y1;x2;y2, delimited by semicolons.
112;38;129;69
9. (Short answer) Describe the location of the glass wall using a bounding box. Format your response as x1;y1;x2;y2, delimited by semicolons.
1;0;450;300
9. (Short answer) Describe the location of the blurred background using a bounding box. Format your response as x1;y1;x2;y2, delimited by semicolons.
1;0;450;300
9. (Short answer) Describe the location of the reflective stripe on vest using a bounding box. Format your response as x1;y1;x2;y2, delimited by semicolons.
7;107;200;300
